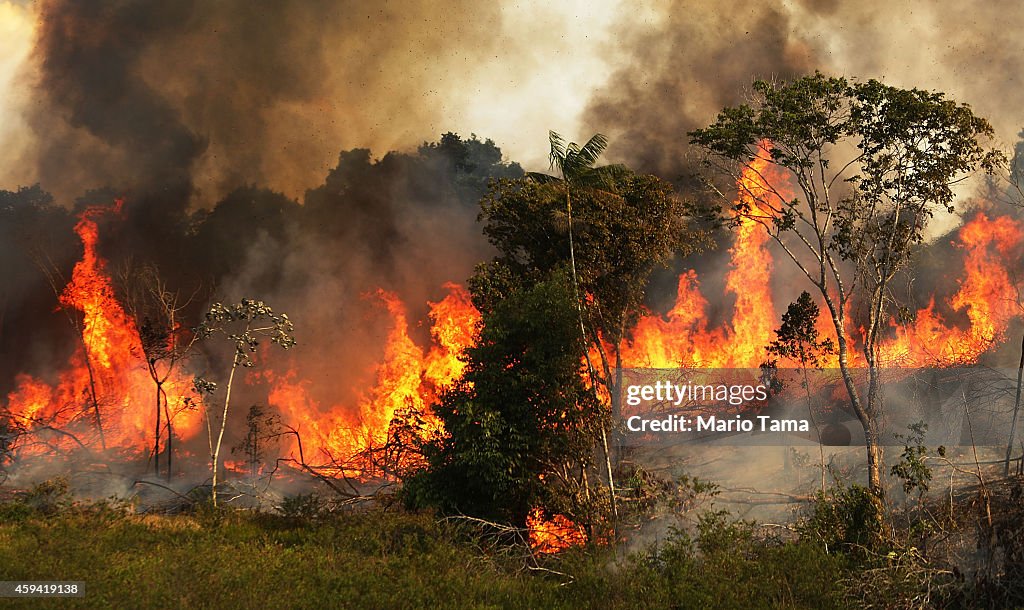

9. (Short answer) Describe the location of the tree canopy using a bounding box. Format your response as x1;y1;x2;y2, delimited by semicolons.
407;270;600;525
690;72;1003;493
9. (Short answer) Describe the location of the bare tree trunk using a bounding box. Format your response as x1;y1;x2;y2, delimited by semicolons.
82;351;107;451
800;364;827;494
152;378;162;476
827;300;884;495
163;393;173;481
866;429;883;496
1005;334;1024;475
868;366;884;495
211;360;238;508
600;424;618;519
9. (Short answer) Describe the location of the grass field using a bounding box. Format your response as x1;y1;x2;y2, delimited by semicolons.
2;473;1022;609
0;500;850;609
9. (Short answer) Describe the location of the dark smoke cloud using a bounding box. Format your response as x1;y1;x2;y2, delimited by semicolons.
583;0;816;182
31;2;205;203
25;0;506;206
585;0;1024;181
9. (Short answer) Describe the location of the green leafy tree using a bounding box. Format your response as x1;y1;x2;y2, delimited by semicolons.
765;291;836;493
483;134;703;413
690;73;1003;495
408;270;601;526
481;133;704;518
195;299;295;507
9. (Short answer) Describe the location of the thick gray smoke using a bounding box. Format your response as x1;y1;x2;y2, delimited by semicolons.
584;0;815;181
585;0;1024;180
21;0;508;207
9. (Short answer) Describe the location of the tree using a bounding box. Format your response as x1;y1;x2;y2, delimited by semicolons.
0;410;15;483
195;299;295;507
118;262;199;479
481;133;704;518
231;403;281;482
484;134;704;418
407;270;601;526
764;291;835;493
690;73;1003;495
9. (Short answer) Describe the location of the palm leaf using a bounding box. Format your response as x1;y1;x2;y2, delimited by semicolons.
526;171;561;184
576;133;609;169
548;131;568;177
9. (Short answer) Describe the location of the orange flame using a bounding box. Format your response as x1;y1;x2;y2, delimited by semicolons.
618;154;1024;371
4;201;203;455
527;508;587;553
620;152;783;368
266;284;480;473
877;213;1023;366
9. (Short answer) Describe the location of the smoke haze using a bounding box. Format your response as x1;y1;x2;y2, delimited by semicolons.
1;0;1023;478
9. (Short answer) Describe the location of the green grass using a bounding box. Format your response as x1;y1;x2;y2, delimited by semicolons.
0;501;852;609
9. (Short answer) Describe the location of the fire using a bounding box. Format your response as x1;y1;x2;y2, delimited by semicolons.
4;201;202;454
2;199;481;473
620;152;783;368
424;282;480;388
3;155;1021;504
266;284;480;473
878;213;1023;365
527;508;588;554
615;149;1024;371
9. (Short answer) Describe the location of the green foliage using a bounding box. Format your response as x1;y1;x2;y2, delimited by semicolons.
481;168;701;344
304;133;522;246
626;514;847;609
691;72;1003;495
890;422;936;497
8;500;1020;609
195;298;296;506
617;467;720;517
0;504;854;610
279;493;324;521
0;509;554;609
765;291;835;369
195;299;296;368
21;477;73;516
800;484;886;554
406;270;601;525
690;72;1002;329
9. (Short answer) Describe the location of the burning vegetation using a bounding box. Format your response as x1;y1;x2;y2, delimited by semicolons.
1;5;1024;605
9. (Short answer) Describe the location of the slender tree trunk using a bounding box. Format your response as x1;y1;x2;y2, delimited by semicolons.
865;425;883;496
600;423;618;519
829;300;882;495
801;363;827;494
211;360;238;508
564;185;618;520
864;365;884;496
81;352;107;451
153;377;162;476
163;394;173;481
1004;334;1024;475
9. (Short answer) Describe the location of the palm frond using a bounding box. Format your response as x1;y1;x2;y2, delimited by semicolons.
548;131;568;176
577;133;609;169
526;171;561;184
